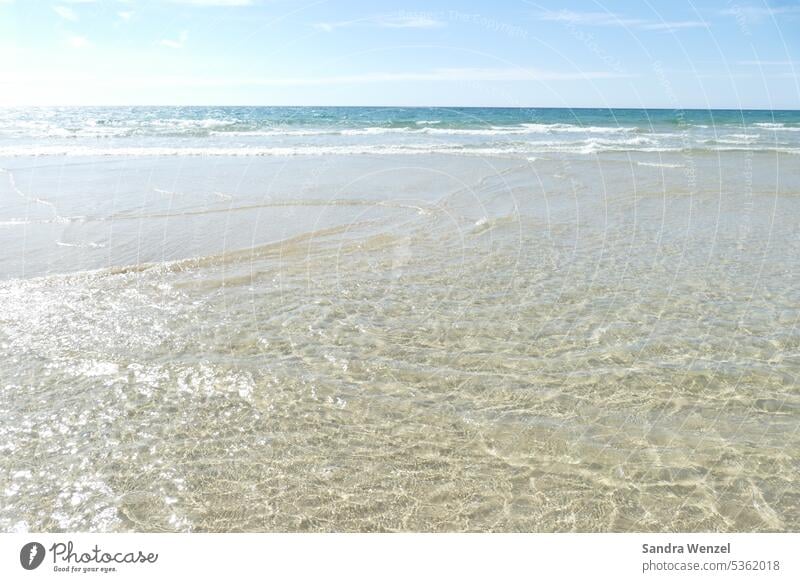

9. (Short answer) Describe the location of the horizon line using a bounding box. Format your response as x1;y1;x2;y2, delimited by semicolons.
1;104;799;112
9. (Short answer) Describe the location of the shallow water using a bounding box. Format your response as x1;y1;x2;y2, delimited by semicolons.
1;108;799;532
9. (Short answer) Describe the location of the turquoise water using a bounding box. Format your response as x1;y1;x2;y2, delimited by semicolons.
1;107;799;156
0;107;799;532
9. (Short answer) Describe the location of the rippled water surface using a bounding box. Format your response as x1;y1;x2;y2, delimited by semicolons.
1;108;799;531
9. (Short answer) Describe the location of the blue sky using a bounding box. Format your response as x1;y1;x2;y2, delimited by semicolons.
0;0;798;108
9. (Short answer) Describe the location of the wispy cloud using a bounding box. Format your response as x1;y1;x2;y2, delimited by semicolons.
738;59;798;66
374;15;444;28
118;11;134;21
0;67;634;92
67;35;90;48
720;5;800;18
539;11;644;27
538;10;708;32
640;20;708;31
159;31;188;49
168;0;253;5
313;22;343;32
314;14;445;32
165;67;632;86
52;5;78;21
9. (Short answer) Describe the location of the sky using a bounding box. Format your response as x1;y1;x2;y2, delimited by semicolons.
0;0;798;108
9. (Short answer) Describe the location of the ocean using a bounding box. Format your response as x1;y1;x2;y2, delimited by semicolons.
1;107;798;531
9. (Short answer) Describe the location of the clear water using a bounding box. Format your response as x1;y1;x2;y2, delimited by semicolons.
0;107;798;532
0;106;799;156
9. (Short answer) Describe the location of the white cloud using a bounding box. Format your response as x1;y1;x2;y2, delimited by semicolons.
539;11;645;27
52;5;78;21
168;0;253;5
118;11;134;21
159;30;189;49
67;35;90;48
0;67;631;92
373;15;444;28
314;14;445;32
721;5;800;18
538;10;707;32
641;21;709;31
738;60;797;66
142;67;632;86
